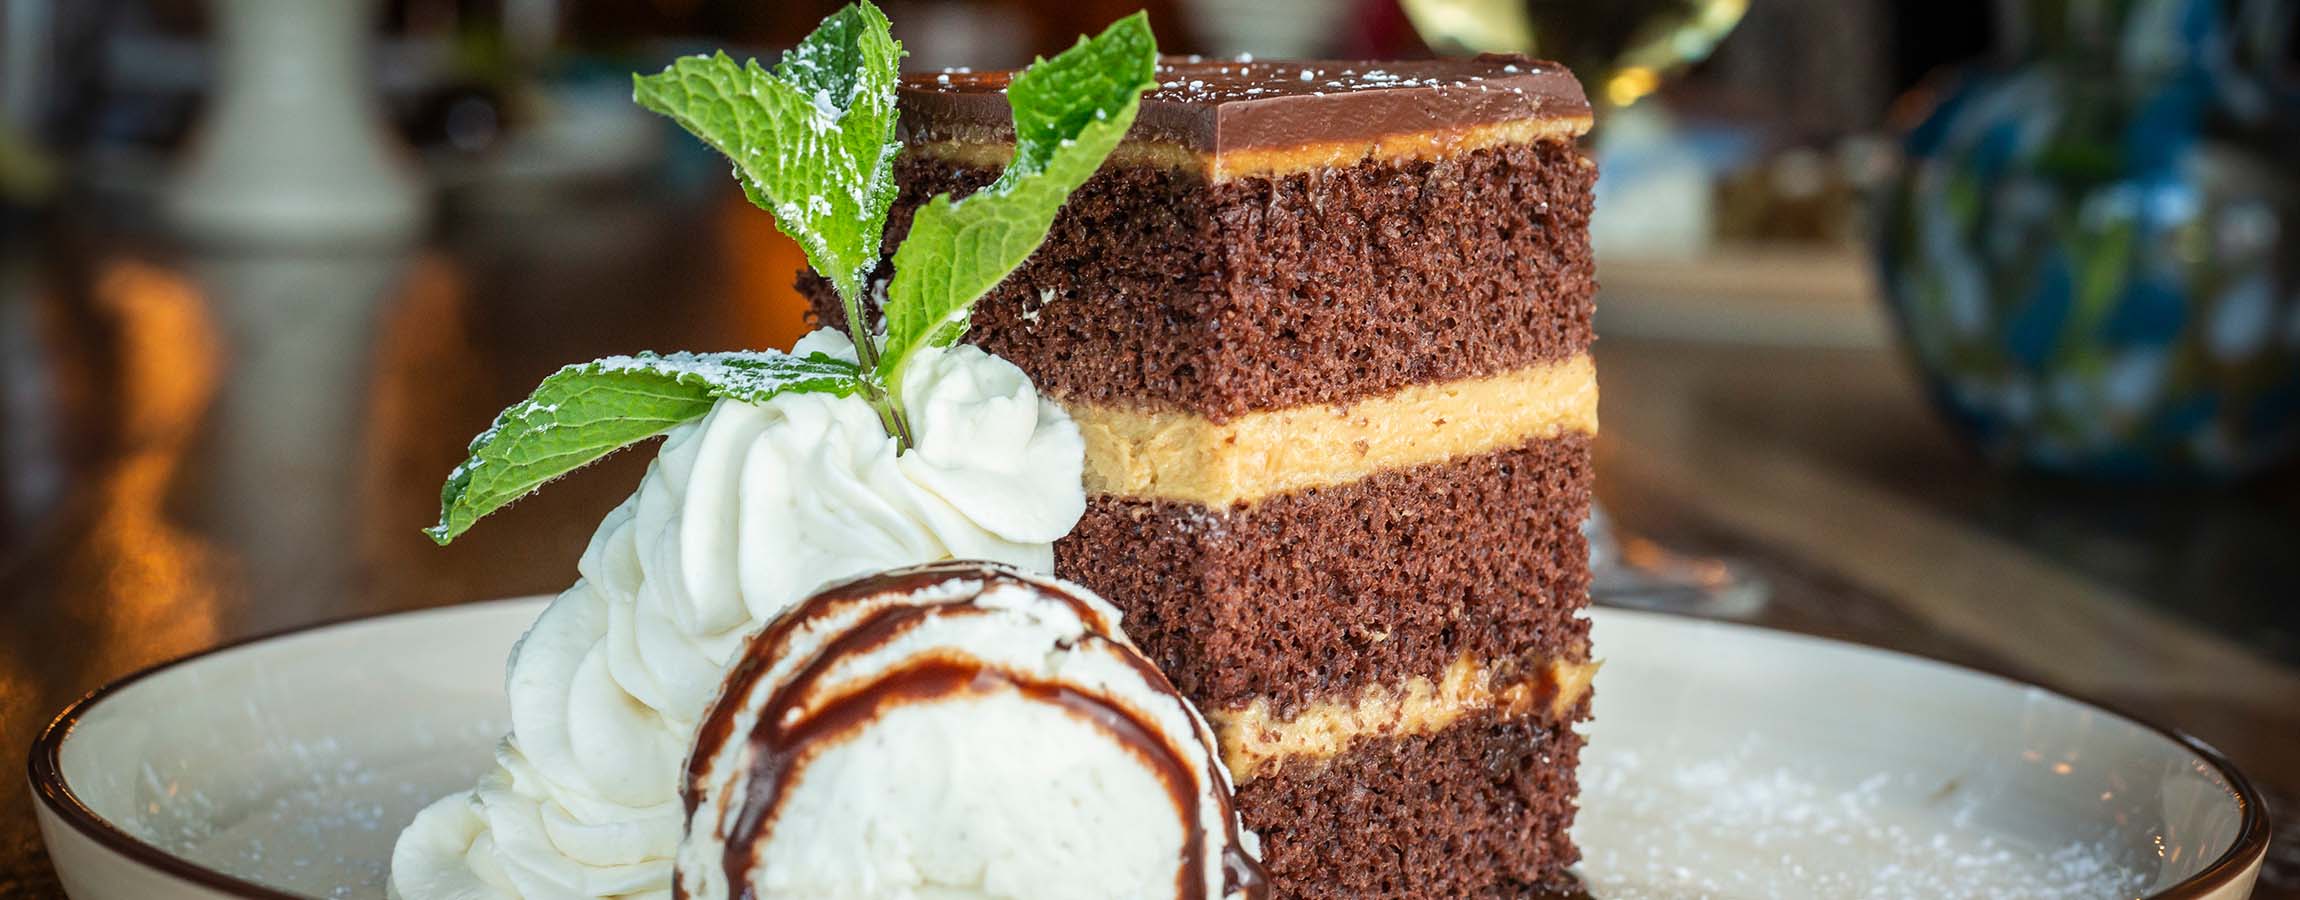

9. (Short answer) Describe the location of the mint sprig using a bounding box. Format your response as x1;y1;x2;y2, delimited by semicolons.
875;13;1157;394
632;3;901;367
427;352;861;544
430;4;1157;543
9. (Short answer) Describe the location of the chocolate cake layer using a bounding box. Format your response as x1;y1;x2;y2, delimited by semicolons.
803;137;1596;420
1236;708;1586;899
901;55;1589;156
1054;432;1594;716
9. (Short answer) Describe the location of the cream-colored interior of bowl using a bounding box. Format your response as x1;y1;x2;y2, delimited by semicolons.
56;599;538;896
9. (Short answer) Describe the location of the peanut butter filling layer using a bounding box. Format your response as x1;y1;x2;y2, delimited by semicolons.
1067;354;1597;508
908;115;1592;183
1208;655;1598;783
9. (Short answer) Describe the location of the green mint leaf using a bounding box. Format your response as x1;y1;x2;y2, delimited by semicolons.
428;352;863;545
875;12;1157;385
631;4;902;309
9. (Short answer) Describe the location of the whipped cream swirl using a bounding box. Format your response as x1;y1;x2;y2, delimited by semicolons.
389;332;1085;900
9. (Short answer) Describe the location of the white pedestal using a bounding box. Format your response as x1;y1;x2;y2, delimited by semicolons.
166;0;427;247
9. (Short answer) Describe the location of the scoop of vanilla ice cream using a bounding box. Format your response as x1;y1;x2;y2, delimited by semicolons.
676;561;1264;900
390;333;1086;900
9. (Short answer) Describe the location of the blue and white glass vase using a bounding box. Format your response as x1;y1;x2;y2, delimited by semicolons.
1876;0;2300;479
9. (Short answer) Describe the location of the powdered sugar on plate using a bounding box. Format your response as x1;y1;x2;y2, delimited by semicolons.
128;718;506;899
1575;738;2151;899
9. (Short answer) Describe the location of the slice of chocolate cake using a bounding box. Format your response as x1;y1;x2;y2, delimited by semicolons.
806;54;1597;898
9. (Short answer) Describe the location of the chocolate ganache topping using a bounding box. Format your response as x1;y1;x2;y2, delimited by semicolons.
898;54;1590;153
677;561;1266;900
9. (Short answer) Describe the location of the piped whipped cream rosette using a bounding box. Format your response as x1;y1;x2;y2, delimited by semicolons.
677;561;1265;900
389;333;1085;899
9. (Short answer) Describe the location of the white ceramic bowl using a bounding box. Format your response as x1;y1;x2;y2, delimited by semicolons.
31;601;2269;899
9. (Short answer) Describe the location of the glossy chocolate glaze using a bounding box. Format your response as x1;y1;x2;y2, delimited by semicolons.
678;561;1265;900
898;54;1589;153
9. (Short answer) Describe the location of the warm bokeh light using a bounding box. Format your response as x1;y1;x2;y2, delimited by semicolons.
358;253;480;602
720;193;820;351
73;261;229;670
1605;66;1661;107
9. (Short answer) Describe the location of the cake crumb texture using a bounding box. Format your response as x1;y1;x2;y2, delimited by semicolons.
804;138;1596;420
1237;710;1586;899
1056;433;1594;716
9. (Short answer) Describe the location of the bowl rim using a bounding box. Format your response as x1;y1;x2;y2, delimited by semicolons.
26;598;541;900
28;601;2275;899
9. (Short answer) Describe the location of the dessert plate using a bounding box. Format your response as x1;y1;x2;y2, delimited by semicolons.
31;600;2268;899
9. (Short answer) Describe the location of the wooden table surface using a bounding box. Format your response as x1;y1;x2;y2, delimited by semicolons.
2;202;2294;897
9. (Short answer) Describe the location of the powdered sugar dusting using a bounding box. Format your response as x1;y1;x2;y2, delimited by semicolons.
1020;286;1058;325
123;718;507;898
1124;57;1560;104
1577;740;2152;899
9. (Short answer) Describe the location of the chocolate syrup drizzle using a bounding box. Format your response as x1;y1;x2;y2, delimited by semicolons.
678;561;1266;900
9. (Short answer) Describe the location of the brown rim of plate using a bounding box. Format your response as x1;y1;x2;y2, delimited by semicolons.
25;601;2279;899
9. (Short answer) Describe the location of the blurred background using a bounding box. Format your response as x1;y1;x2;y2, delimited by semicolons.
1;0;2298;895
